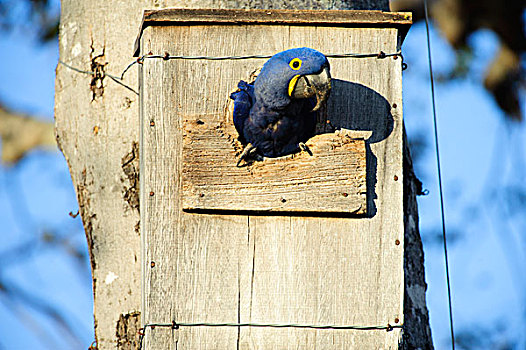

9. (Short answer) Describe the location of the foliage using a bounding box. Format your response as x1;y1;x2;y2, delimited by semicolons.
392;0;525;121
0;0;59;42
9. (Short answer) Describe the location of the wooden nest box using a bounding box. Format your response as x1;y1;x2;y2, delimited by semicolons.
136;8;412;349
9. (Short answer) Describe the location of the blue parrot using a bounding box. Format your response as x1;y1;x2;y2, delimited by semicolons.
230;47;331;166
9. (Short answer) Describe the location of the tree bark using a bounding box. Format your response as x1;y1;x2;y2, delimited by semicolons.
55;0;431;348
402;129;434;349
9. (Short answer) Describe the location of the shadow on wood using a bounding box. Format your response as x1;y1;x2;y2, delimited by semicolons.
181;78;392;218
319;79;394;217
139;9;410;348
182;120;367;215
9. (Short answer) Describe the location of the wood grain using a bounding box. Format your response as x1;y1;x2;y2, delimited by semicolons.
182;118;367;214
133;8;412;56
140;14;406;349
143;8;412;25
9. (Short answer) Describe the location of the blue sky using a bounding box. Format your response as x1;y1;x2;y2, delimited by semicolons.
0;24;93;349
404;23;526;349
0;7;525;350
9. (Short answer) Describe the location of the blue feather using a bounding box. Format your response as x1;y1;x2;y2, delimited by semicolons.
230;47;330;158
230;81;254;144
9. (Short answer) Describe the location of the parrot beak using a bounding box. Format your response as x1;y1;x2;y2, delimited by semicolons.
289;65;331;111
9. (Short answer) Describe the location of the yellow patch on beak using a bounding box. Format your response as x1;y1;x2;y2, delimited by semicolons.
288;75;301;97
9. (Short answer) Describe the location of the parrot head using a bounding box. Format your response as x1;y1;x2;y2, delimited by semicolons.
254;47;331;111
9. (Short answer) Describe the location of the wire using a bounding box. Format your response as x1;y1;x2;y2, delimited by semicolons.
423;0;455;349
125;50;401;78
58;60;138;95
60;50;403;95
139;51;400;61
137;321;402;349
142;321;400;330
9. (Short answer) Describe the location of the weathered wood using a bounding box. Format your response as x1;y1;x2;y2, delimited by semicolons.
140;10;407;349
134;9;412;56
182;120;367;214
55;1;146;348
142;8;412;24
55;1;434;349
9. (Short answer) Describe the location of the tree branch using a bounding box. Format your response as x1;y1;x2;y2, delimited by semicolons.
0;105;57;164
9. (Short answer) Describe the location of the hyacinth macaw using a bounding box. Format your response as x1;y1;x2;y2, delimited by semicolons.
230;47;331;166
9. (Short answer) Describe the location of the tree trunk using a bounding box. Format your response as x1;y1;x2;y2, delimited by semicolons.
55;0;431;349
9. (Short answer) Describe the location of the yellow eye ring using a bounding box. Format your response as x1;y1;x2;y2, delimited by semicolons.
289;58;302;70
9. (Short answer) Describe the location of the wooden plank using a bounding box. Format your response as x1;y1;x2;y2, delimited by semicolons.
141;21;404;349
141;25;250;349
133;8;412;56
238;25;404;349
239;216;403;348
143;8;412;25
182;120;367;214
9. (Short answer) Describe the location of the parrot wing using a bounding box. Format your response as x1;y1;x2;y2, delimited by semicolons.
230;80;255;145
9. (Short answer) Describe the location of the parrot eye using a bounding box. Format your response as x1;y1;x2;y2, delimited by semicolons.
289;58;302;70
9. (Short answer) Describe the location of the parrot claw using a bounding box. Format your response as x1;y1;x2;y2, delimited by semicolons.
237;143;258;167
299;142;313;156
